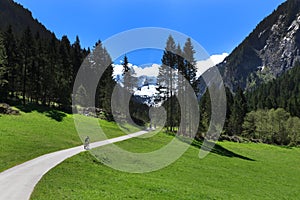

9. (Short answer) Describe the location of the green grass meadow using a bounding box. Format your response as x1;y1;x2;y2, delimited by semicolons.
0;107;135;172
31;132;300;200
1;106;299;199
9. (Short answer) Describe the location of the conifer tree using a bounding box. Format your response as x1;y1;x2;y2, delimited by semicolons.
96;41;115;118
0;33;8;101
183;38;198;136
56;35;73;109
183;38;198;94
4;25;19;98
158;35;177;132
72;36;83;78
228;88;247;135
45;33;59;105
122;55;136;93
19;27;34;105
176;43;185;134
34;32;48;104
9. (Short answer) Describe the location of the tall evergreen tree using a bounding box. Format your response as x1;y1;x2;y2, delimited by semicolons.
19;27;35;105
158;35;177;132
0;33;8;101
228;88;247;135
199;88;211;135
29;32;42;103
176;43;186;134
34;32;48;104
95;41;115;118
183;38;198;93
122;55;136;93
183;38;198;136
44;33;59;105
56;35;73;109
3;25;19;98
223;87;234;134
71;36;83;78
79;40;116;118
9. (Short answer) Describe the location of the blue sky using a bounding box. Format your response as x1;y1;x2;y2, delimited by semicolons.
14;0;286;65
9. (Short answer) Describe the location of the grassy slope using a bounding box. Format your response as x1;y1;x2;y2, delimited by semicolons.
0;108;137;172
31;133;300;200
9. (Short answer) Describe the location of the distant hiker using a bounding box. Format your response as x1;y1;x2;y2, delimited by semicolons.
84;136;90;150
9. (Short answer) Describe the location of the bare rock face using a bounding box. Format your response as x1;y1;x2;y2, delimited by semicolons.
218;0;300;92
260;14;300;76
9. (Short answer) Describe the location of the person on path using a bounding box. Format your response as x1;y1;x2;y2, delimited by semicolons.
84;136;90;150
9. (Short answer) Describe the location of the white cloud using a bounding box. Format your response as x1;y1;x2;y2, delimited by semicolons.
113;63;160;78
132;64;160;77
196;53;228;77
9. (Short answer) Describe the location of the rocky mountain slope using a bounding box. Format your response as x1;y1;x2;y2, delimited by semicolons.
218;0;300;92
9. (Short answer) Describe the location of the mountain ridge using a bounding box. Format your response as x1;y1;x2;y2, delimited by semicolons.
218;0;300;92
0;0;53;39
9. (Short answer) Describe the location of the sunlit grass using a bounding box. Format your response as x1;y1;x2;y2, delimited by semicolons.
0;107;138;172
31;133;300;199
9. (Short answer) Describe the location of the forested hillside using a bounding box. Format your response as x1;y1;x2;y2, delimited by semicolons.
0;27;85;108
0;0;52;39
198;62;300;146
247;62;300;117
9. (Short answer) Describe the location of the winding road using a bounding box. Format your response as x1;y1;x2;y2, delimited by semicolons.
0;130;148;200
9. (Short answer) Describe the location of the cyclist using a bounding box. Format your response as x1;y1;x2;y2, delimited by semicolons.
84;136;90;150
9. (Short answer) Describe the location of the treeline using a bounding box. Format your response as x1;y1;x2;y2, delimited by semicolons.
199;63;300;146
0;25;89;109
243;108;300;145
247;62;300;117
0;25;119;116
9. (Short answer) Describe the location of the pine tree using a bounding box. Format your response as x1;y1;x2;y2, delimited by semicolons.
228;88;247;135
45;33;59;105
95;41;115;118
71;36;83;78
30;32;42;103
122;55;130;88
122;55;136;93
158;35;177;132
199;88;211;135
183;38;198;136
176;43;185;134
3;25;19;98
79;40;116;118
0;33;8;101
183;38;198;93
19;27;35;105
34;32;48;104
223;87;234;134
56;35;73;109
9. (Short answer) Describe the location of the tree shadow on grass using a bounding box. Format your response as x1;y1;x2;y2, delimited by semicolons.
179;137;255;161
16;104;67;122
45;110;67;122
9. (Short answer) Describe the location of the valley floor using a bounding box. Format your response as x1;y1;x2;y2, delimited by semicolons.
31;133;300;200
1;108;299;199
